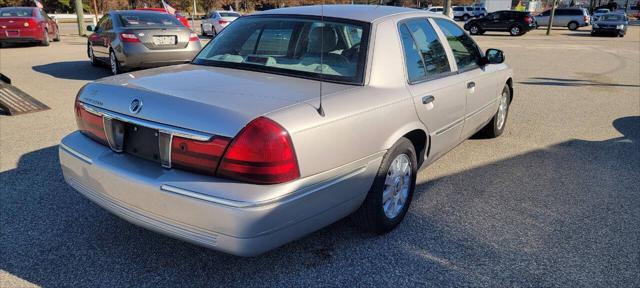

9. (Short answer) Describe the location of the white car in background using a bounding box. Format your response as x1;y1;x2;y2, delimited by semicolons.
452;6;474;20
201;10;241;36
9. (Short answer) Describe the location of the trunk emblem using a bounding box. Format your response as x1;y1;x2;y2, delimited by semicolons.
129;99;142;114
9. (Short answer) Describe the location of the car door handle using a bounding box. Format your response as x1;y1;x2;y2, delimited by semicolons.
422;95;435;104
467;82;476;89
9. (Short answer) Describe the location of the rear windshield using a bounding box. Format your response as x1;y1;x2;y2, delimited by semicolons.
219;12;240;17
118;13;182;27
193;15;370;85
0;8;33;17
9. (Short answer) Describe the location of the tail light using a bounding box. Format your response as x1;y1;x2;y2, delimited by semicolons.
74;99;108;145
218;20;228;25
584;15;589;22
120;33;140;42
24;19;37;27
217;117;299;184
524;15;533;24
171;136;230;175
189;32;199;41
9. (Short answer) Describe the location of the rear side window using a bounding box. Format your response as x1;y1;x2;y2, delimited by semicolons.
399;25;426;83
434;18;482;72
453;7;464;11
404;19;451;79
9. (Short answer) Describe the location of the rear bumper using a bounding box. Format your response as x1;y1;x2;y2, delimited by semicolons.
0;28;43;42
117;41;201;69
59;131;380;256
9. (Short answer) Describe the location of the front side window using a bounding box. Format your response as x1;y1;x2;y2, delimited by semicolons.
453;7;464;11
404;19;451;79
194;16;369;84
434;18;482;72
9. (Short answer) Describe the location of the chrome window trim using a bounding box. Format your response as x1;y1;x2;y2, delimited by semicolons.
80;103;213;141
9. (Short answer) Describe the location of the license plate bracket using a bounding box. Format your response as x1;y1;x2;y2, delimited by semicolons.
123;124;160;163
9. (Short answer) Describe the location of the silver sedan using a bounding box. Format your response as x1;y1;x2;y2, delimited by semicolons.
61;5;513;256
87;10;202;75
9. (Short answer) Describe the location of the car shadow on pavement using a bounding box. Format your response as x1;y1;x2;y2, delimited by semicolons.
0;116;638;287
32;61;110;81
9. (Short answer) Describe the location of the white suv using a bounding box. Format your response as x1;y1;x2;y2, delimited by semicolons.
452;6;474;21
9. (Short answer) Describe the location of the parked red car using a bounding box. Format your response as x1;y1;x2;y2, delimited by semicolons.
134;8;190;28
0;7;59;46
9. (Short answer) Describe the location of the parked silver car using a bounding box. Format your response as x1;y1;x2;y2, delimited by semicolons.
200;10;241;36
61;5;513;256
535;8;590;30
87;10;202;75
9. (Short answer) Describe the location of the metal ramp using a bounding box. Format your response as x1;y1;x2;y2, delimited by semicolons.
0;74;49;115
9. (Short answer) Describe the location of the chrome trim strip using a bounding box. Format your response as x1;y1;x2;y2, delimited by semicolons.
81;103;213;141
434;118;464;136
160;166;367;208
60;143;93;164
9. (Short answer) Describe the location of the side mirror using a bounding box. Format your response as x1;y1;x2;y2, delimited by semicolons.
86;25;94;32
484;48;505;65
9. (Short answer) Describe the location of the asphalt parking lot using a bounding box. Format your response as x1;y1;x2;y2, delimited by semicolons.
1;23;639;287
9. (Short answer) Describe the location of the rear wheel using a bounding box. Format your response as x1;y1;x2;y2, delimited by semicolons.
109;50;122;75
475;84;511;138
568;21;579;30
463;14;470;21
351;137;417;234
509;25;522;36
41;29;50;46
53;28;60;42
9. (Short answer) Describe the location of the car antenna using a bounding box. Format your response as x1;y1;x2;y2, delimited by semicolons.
317;2;326;117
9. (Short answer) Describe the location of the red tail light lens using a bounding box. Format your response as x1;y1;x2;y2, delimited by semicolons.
171;136;230;175
120;33;140;42
217;117;299;184
584;15;589;22
24;19;37;27
524;15;533;24
218;20;228;25
189;32;199;41
75;100;108;145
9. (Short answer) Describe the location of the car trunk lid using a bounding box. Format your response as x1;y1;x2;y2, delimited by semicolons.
128;27;190;50
78;64;354;137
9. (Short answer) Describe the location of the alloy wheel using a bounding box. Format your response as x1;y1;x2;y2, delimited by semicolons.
496;89;509;130
382;154;412;219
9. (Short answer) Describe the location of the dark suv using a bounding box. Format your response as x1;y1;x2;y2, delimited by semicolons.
464;11;536;36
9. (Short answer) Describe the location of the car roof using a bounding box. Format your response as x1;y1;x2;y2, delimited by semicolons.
253;5;432;23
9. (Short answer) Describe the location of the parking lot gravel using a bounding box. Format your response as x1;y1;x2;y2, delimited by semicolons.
1;24;639;287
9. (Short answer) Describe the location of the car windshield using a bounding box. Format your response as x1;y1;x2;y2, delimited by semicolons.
118;12;182;27
600;14;623;21
219;12;240;17
193;16;369;85
0;7;33;17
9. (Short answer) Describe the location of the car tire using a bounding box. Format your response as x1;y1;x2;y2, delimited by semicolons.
618;30;625;37
475;84;511;138
41;29;50;46
351;137;417;234
88;45;99;66
53;28;60;42
109;50;122;75
509;25;522;36
463;14;470;21
568;21;579;31
469;24;482;35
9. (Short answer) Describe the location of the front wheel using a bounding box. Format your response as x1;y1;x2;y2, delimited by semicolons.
568;21;579;31
53;28;60;42
88;45;99;66
475;84;511;138
463;14;470;21
351;138;417;234
509;25;522;36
